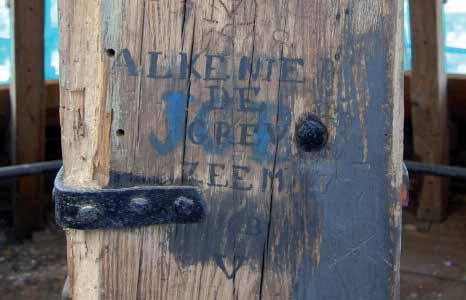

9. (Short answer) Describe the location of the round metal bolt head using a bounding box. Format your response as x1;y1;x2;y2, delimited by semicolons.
174;196;195;217
295;113;328;152
77;205;99;224
130;197;149;213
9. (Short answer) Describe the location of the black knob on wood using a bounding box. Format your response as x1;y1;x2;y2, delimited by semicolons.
295;113;328;152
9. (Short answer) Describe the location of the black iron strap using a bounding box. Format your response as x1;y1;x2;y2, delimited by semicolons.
54;168;205;230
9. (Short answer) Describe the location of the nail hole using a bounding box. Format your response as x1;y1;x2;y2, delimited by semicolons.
116;129;125;137
106;49;116;57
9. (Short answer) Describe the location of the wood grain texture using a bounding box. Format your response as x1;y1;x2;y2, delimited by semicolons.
409;0;449;222
58;0;109;299
261;1;404;298
59;0;403;299
10;0;46;239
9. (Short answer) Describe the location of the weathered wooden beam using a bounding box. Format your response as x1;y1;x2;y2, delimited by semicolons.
409;0;449;221
1;81;60;132
5;74;466;138
9;0;46;238
59;0;404;299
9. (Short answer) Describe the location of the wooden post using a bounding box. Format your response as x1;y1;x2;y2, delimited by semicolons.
10;0;46;238
58;0;403;299
409;0;449;221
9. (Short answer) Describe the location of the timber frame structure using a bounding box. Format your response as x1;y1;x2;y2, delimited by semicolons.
1;0;457;243
57;0;405;299
57;0;404;299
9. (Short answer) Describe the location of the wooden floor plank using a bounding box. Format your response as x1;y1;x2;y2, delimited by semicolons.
401;271;466;300
401;204;466;283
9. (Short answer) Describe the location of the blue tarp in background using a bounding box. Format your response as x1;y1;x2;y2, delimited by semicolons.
0;0;466;84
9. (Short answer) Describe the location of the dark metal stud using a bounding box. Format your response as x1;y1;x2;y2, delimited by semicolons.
76;205;99;224
130;197;149;213
174;196;195;218
295;113;328;152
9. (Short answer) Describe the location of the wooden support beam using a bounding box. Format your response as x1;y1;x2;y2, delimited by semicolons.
409;0;449;221
59;0;403;299
0;80;62;132
9;0;46;238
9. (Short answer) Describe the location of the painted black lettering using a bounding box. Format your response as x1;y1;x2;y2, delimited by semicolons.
266;123;289;142
182;161;202;185
280;58;305;82
264;58;276;82
244;217;262;236
207;85;232;110
262;168;284;192
179;52;189;79
114;48;138;76
236;87;263;112
215;121;232;145
205;54;229;80
187;120;209;145
208;163;228;187
239;124;258;146
232;165;253;191
189;53;203;79
147;52;173;79
238;56;262;81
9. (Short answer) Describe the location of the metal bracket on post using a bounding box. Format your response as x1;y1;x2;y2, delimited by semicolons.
53;168;205;230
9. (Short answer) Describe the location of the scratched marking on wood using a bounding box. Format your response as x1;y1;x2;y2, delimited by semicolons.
59;0;403;299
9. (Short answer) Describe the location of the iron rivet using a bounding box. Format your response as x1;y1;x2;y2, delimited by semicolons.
130;197;149;213
77;205;99;224
295;113;328;152
174;196;194;217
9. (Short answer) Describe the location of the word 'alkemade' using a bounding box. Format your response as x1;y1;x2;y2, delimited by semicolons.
113;49;305;82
